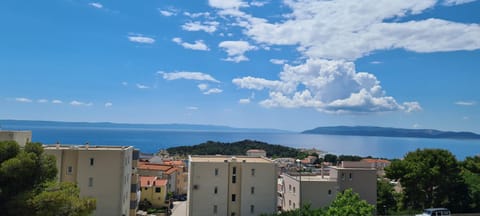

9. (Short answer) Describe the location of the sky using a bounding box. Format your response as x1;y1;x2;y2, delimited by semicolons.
0;0;479;132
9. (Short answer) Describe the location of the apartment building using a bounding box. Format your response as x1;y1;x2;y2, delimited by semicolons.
279;161;377;211
138;162;177;194
139;176;168;208
0;130;32;146
188;155;277;216
44;144;135;216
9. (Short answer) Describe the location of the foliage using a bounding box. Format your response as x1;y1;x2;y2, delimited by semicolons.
325;189;375;216
29;182;96;216
385;149;470;212
461;156;480;211
166;139;303;158
377;178;398;215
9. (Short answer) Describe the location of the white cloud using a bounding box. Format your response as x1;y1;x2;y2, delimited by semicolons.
208;0;248;9
455;101;476;106
136;84;150;89
182;21;219;33
219;41;256;62
52;99;63;104
70;100;93;107
15;97;32;103
239;98;251;104
203;88;223;95
172;37;209;51
159;9;176;16
37;99;48;103
159;71;219;83
270;59;287;65
250;1;269;7
88;2;103;9
370;61;383;64
105;102;113;108
413;123;421;128
186;106;199;110
443;0;476;5
184;12;211;18
233;59;421;113
198;84;209;91
128;34;155;44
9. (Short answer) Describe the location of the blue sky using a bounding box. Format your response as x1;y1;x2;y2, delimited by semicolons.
1;0;479;132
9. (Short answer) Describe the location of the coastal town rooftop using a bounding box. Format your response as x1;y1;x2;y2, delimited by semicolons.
189;155;273;163
43;144;133;151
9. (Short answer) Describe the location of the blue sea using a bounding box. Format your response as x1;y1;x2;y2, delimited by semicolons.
3;124;480;160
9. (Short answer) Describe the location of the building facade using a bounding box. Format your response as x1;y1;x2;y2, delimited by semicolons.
188;155;277;216
139;176;168;208
44;144;135;216
0;130;32;146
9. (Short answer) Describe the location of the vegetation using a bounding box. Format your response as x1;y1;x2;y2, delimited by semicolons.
0;141;96;216
167;139;303;158
384;149;479;213
376;178;399;215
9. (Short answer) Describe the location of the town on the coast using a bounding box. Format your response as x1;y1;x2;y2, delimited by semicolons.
1;130;479;216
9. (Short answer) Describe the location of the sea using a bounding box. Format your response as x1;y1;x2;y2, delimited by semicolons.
2;124;480;160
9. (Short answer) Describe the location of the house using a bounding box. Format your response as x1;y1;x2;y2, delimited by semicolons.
139;176;168;208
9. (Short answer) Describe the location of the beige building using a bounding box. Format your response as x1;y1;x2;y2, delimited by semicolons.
0;130;32;146
44;144;136;216
139;176;168;208
188;155;277;216
279;161;377;211
246;149;267;157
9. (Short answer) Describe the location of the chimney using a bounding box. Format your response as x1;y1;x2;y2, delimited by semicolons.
85;142;89;150
321;163;324;179
56;141;60;149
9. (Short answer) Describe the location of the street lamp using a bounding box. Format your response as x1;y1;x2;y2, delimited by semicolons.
296;159;301;208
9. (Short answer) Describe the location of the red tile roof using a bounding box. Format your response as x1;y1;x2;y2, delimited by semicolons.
140;176;168;187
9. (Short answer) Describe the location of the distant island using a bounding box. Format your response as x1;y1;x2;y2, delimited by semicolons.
302;126;480;139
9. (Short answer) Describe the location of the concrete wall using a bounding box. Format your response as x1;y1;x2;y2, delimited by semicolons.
334;168;377;205
240;162;277;216
281;175;301;211
0;131;32;146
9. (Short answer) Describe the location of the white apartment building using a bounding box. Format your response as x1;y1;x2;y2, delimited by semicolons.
44;144;135;216
280;161;377;211
0;130;32;146
188;155;278;216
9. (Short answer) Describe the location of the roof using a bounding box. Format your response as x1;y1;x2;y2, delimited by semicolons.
138;162;175;171
163;160;185;166
190;155;273;163
43;144;133;151
361;158;391;164
246;149;266;153
140;176;168;187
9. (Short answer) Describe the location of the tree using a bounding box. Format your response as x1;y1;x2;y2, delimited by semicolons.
385;149;470;212
461;156;480;211
29;182;96;216
377;179;398;215
325;189;375;216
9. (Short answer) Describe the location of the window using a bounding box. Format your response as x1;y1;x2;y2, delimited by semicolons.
328;189;332;195
251;168;255;176
232;166;236;175
215;168;219;176
250;205;255;213
341;173;345;181
251;187;255;194
289;200;291;206
349;173;352;180
289;184;291;191
66;166;73;175
88;177;93;187
213;205;217;214
293;186;296;193
232;194;236;202
155;187;161;193
90;158;94;166
214;186;218;194
232;175;236;184
231;213;236;216
293;203;296;208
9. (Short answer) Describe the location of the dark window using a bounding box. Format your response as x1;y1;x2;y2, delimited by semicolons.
232;166;236;175
155;187;161;193
90;158;94;166
213;205;217;214
232;194;236;202
251;187;255;194
231;213;235;216
67;166;73;174
214;186;218;194
328;189;332;195
349;173;352;180
250;205;255;213
215;168;219;176
88;177;93;187
232;175;236;183
293;186;296;193
251;168;255;176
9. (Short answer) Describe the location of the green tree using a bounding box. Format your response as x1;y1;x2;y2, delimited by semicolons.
29;182;96;216
325;189;375;216
461;156;480;211
385;149;470;212
377;179;398;215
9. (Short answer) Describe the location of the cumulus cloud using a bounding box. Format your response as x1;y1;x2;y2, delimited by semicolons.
159;9;176;16
128;34;155;44
250;1;269;7
159;71;219;83
172;37;209;51
70;100;93;107
52;99;63;104
184;12;211;18
219;41;256;62
198;83;209;91
443;0;476;5
104;102;113;108
455;100;476;106
136;84;150;89
88;2;103;9
239;98;251;104
182;21;219;33
203;88;223;95
370;61;383;64
270;59;287;65
208;0;248;9
233;59;421;113
15;97;32;103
